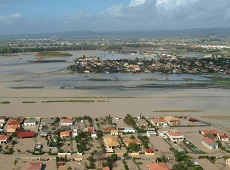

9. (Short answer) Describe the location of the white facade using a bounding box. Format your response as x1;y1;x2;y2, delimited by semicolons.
167;132;184;142
202;140;218;149
147;131;157;137
24;120;36;126
123;127;136;133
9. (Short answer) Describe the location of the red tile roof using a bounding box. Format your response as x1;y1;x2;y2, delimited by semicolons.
147;162;169;170
145;148;154;153
202;137;216;145
27;162;43;170
17;131;35;138
219;134;228;139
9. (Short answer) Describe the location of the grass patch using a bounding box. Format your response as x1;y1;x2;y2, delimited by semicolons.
35;51;72;58
42;100;95;103
0;101;10;104
22;101;37;103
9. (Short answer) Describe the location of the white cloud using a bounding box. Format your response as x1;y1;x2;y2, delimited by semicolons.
129;0;147;7
0;13;23;24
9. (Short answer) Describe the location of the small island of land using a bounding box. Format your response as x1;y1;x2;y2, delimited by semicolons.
35;51;72;58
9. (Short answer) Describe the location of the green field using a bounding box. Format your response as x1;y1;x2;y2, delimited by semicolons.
35;51;72;57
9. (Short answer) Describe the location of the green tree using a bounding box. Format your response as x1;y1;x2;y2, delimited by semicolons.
128;142;139;152
172;162;187;170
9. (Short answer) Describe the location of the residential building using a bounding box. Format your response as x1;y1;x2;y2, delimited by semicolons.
85;127;95;133
103;127;116;133
151;118;168;127
40;118;55;126
164;116;180;126
103;167;110;170
0;116;6;128
40;130;49;137
110;130;119;136
147;131;157;137
24;119;37;126
166;131;184;142
147;162;169;170
218;134;229;142
104;137;120;149
200;130;220;136
121;127;136;133
60;131;71;139
17;131;35;139
124;139;142;147
60;119;73;126
0;135;11;144
6;120;21;133
91;132;97;138
27;162;43;170
145;148;155;156
202;137;218;149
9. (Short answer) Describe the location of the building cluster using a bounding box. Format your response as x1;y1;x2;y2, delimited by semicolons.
67;55;229;74
0;115;229;170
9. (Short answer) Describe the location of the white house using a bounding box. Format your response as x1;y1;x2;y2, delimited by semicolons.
147;131;157;137
110;130;119;136
151;118;168;127
123;127;136;133
202;137;218;149
60;119;73;126
218;134;229;142
166;132;184;142
91;132;97;138
24;119;37;126
0;116;6;128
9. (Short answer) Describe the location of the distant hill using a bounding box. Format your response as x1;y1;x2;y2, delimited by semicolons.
1;28;230;41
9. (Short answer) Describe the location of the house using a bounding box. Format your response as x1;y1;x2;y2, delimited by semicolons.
27;162;43;170
136;119;148;127
91;132;97;138
103;127;116;133
121;127;136;133
147;131;157;137
40;130;49;137
145;148;155;156
218;134;229;142
85;127;95;133
72;129;78;137
124;139;142;147
0;135;11;144
147;162;169;170
110;130;119;136
104;137;120;149
17;131;35;138
200;130;220;136
24;119;37;126
226;158;230;166
6;120;21;133
202;137;218;149
166;131;184;142
60;119;73;126
60;131;71;139
40;118;55;126
158;130;168;138
164;116;180;126
151;118;168;127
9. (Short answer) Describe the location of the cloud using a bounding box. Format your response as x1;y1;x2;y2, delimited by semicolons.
0;13;23;24
129;0;147;7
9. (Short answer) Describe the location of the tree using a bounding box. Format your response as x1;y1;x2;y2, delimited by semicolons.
130;135;135;139
111;154;118;162
128;142;139;152
174;150;185;162
172;162;187;170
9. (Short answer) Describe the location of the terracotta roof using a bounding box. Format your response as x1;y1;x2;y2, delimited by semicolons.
87;127;95;132
17;131;35;138
27;162;43;170
202;137;217;145
104;137;120;147
103;127;116;132
103;167;110;170
60;119;73;123
147;162;169;170
124;139;142;146
0;135;11;141
7;120;20;126
167;132;183;137
145;148;154;153
219;134;228;139
60;131;71;137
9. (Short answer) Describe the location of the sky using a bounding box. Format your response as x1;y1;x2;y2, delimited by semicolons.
0;0;230;35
